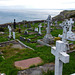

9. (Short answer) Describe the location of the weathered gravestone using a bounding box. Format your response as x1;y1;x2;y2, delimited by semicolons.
24;30;28;35
20;36;26;41
34;28;38;32
43;15;54;44
38;23;42;35
8;25;12;38
58;20;70;51
51;40;70;75
59;18;75;41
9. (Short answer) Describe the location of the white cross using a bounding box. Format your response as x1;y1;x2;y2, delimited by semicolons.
51;40;70;75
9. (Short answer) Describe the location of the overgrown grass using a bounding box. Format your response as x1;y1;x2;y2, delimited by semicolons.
0;22;75;75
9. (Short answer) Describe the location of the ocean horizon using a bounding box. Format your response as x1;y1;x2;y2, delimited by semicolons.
0;9;63;24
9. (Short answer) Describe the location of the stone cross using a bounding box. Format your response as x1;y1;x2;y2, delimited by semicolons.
46;15;52;34
51;40;70;75
68;18;74;32
38;23;42;35
13;31;15;39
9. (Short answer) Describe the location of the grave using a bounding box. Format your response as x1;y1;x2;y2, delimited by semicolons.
37;15;54;46
38;23;42;35
20;36;26;41
34;28;38;32
43;15;54;44
14;57;43;70
24;30;28;35
58;18;75;41
51;40;69;75
8;25;12;38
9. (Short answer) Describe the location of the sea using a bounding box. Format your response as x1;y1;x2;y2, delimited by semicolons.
0;9;63;24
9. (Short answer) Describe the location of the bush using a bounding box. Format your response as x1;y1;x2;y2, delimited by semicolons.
0;27;5;32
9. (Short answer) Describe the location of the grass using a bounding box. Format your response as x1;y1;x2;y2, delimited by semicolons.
0;22;75;75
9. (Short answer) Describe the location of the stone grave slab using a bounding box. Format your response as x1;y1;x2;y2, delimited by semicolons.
14;57;43;70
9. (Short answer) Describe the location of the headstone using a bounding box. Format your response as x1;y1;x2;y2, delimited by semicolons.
20;36;26;41
24;30;28;35
13;19;16;29
27;38;31;43
51;40;69;75
38;23;42;35
58;20;70;51
34;28;38;32
8;25;12;38
13;31;15;39
43;15;54;44
59;18;75;41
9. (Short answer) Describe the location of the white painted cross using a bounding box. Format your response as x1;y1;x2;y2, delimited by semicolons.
51;40;70;75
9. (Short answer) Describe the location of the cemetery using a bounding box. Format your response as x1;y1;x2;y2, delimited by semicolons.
0;15;75;75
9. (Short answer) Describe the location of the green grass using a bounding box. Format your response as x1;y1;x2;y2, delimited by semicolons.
0;22;75;75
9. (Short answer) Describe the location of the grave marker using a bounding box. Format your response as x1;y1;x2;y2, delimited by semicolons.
38;23;42;35
43;15;54;44
51;40;70;75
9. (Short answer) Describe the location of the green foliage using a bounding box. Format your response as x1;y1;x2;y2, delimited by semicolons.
0;27;5;32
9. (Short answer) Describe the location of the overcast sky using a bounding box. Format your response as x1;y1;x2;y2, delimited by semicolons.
0;0;75;9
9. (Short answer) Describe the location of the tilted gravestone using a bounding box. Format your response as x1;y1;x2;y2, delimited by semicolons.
43;15;54;44
51;40;69;75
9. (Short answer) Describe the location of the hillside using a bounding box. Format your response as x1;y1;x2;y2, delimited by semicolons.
52;10;75;21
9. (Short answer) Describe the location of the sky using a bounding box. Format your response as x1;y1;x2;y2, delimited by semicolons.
0;0;75;9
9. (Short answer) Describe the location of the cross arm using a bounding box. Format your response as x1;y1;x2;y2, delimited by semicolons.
51;46;56;56
59;52;69;63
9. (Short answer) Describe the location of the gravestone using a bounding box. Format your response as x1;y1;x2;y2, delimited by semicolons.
34;28;38;32
27;38;31;43
43;15;54;44
13;19;16;29
59;18;75;41
38;23;42;35
67;18;75;41
51;40;69;75
20;36;26;41
8;25;12;38
24;30;28;35
13;31;15;39
58;20;70;51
